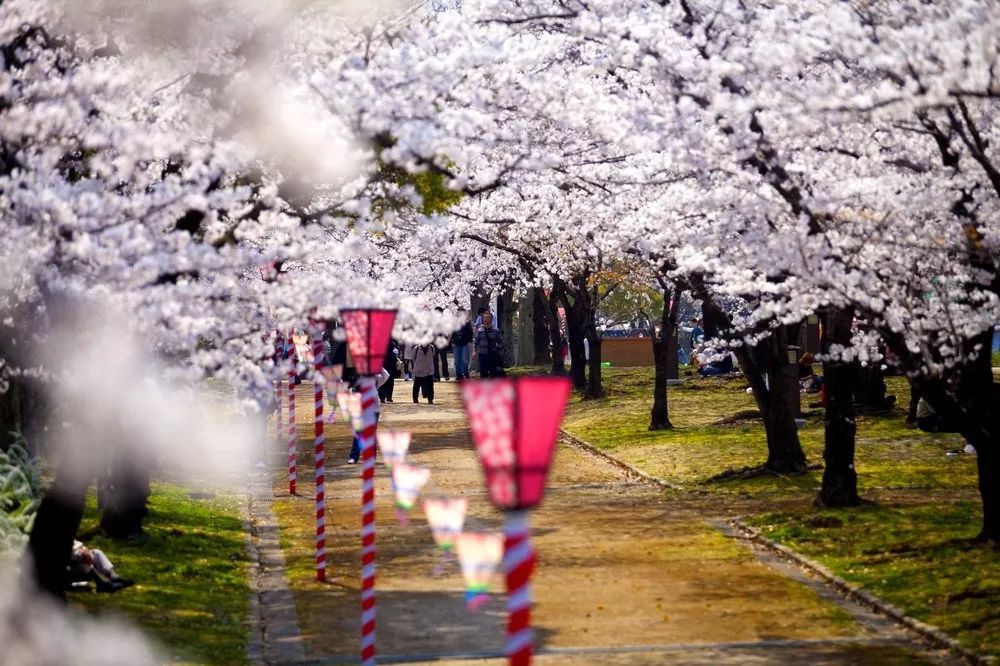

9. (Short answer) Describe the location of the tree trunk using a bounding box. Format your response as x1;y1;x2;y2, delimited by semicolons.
545;288;565;375
0;377;23;451
817;306;860;507
516;290;534;366
98;445;152;538
906;379;920;424
877;322;999;541
561;294;587;390
578;282;604;399
532;289;551;366
584;327;604;399
650;284;678;430
759;328;808;472
497;288;516;368
27;441;94;601
691;275;807;473
855;359;894;414
702;299;725;340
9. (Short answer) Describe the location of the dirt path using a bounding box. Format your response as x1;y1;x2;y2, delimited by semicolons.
269;381;958;664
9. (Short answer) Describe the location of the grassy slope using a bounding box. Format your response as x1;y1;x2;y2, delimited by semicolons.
72;482;251;665
553;366;978;496
543;364;997;656
748;503;999;657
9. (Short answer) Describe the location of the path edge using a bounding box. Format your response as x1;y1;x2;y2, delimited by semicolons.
246;473;307;665
558;428;686;491
729;517;989;665
241;490;265;665
558;426;989;665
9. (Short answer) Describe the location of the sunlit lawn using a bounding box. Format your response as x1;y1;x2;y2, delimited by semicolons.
546;366;977;497
530;364;994;657
72;482;251;665
749;503;1000;657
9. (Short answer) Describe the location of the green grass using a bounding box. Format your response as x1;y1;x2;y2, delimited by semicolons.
544;367;978;496
72;482;251;665
747;503;1000;657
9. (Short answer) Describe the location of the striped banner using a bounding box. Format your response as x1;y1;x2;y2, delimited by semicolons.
275;331;285;455
287;330;297;496
503;510;536;666
311;323;327;581
358;376;379;666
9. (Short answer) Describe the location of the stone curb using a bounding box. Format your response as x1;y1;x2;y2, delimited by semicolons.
241;492;265;666
557;427;989;665
246;474;307;665
729;517;991;665
559;428;687;491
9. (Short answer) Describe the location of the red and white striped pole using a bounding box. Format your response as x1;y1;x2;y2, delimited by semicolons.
275;331;285;449
503;510;536;666
310;323;327;582
287;330;297;496
358;376;379;666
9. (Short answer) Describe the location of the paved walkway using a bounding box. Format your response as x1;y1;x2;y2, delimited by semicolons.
262;381;960;665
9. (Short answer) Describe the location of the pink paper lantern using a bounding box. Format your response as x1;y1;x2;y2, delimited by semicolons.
336;391;363;431
376;430;411;467
392;463;431;511
455;531;504;610
459;376;571;511
340;308;397;376
423;498;468;551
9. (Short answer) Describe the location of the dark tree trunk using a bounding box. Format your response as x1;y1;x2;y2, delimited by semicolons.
759;327;808;472
817;306;860;507
584;327;604;399
516;290;534;366
650;282;680;430
691;275;807;473
98;445;152;538
855;359;894;414
906;379;920;424
702;299;725;341
545;288;565;375
561;293;587;390
918;330;1000;541
497;288;516;368
532;289;552;366
578;281;604;399
702;293;807;473
470;290;490;323
27;443;94;601
0;377;23;452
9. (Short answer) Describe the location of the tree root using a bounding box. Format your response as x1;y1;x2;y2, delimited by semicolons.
704;461;822;483
713;409;761;425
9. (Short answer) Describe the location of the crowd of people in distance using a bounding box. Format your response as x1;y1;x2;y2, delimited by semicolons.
277;307;507;464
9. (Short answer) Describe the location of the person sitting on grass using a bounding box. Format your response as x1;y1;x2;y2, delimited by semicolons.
915;398;976;454
697;345;734;377
67;539;134;593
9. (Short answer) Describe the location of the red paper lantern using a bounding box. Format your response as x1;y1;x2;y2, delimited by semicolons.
459;376;571;511
340;308;397;376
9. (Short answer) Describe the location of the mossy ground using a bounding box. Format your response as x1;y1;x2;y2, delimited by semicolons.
540;366;978;497
747;503;1000;657
71;481;251;665
269;382;876;659
530;364;995;657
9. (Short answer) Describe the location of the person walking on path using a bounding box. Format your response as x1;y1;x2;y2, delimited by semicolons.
690;318;705;346
347;366;390;464
411;344;436;404
451;312;474;380
474;312;504;378
434;341;451;381
401;342;414;381
379;339;400;403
